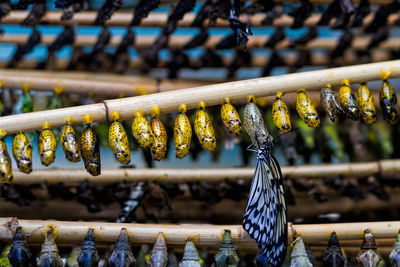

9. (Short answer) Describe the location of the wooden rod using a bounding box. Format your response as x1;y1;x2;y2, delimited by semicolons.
0;218;399;247
0;33;398;51
0;60;398;134
1;11;398;27
0;69;209;97
9;159;400;185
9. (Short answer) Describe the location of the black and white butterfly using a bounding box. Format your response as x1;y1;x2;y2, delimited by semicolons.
242;136;287;267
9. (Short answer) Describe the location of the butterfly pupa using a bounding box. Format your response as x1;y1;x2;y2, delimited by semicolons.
150;233;168;267
38;122;57;166
379;69;399;125
357;229;382;267
296;89;320;128
8;227;35;267
194;101;216;151
37;225;63;267
220;97;241;135
12;131;32;174
60;117;81;162
174;104;192;159
290;237;312;267
180;239;201;267
272;92;291;133
0;129;12;182
77;228;100;267
150;106;167;161
80;114;101;176
338;79;360;121
132;109;154;149
108;228;135;267
322;232;346;267
320;84;344;123
108;111;131;165
390;230;400;266
357;82;376;125
243;95;270;148
215;229;239;267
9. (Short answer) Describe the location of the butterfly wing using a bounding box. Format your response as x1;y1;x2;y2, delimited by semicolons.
242;151;279;245
259;154;288;267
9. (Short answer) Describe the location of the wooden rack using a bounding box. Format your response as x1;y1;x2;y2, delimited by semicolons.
0;218;398;247
1;12;399;27
0;60;399;134
9;159;400;185
1;33;398;51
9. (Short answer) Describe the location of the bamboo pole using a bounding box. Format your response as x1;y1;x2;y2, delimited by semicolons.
0;218;399;246
0;60;399;134
8;159;400;185
0;69;210;97
1;33;399;51
1;11;398;27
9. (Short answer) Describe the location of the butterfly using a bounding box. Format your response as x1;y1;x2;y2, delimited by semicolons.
242;136;287;267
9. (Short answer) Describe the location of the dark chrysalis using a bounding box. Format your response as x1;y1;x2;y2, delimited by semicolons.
0;0;11;19
8;226;35;267
182;29;209;50
94;0;122;26
108;228;135;267
322;232;346;267
21;0;46;26
48;25;75;52
191;0;213;27
264;27;285;48
352;0;370;27
77;229;100;267
130;0;160;26
288;0;313;29
215;230;239;267
8;28;41;68
357;229;382;266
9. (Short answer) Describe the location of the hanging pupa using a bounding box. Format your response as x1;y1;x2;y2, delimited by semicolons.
272;91;291;133
194;101;216;151
296;89;320;128
243;95;270;148
215;229;239;267
108;111;130;165
47;85;64;110
338;79;360;121
8;226;35;267
132;110;154;149
0;129;12;182
0;245;11;267
108;228;135;267
12;84;33;115
12;131;32;174
80;114;101;176
66;247;80;267
290;237;312;267
357;82;376;125
77;228;100;267
322;232;346;267
38;122;57;166
61;117;81;162
357;229;382;267
390;231;400;266
150;106;167;161
150;232;168;267
174;104;192;159
220;97;241;135
320;84;344;123
380;69;399;125
179;239;201;267
37;225;63;267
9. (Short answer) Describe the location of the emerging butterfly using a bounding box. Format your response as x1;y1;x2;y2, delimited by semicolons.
242;95;288;267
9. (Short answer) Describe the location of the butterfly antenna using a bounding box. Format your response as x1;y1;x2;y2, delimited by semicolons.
273;127;299;140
